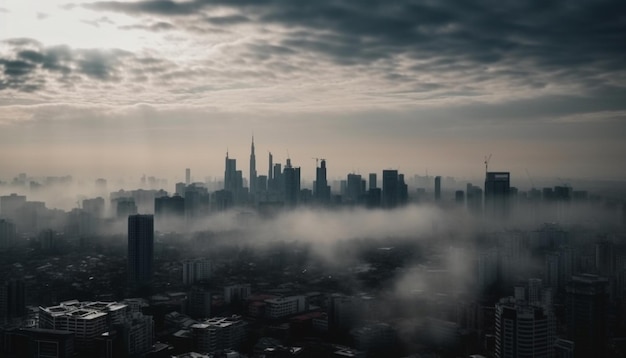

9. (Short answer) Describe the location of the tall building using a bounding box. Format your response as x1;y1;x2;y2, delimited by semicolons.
182;259;212;286
434;176;441;201
128;215;154;291
185;168;191;185
224;152;237;193
566;274;609;357
314;159;330;204
82;197;105;218
466;183;483;215
0;279;26;322
268;152;273;181
346;174;363;204
0;219;16;250
249;136;257;196
485;172;511;218
283;158;300;207
154;195;185;219
494;297;555;358
382;170;399;209
369;173;377;190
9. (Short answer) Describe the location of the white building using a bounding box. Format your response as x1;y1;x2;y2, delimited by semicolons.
183;259;212;285
264;296;307;319
191;316;247;353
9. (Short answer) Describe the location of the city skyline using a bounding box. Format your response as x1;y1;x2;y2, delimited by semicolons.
0;0;625;180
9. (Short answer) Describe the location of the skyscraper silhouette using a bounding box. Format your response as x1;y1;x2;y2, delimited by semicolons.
249;136;257;196
128;214;154;292
485;172;510;218
382;170;399;208
434;176;441;201
314;159;330;204
283;158;300;207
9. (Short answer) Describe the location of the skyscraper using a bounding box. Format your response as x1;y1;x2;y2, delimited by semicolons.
268;152;273;181
224;152;237;192
128;215;154;291
485;172;510;218
315;159;330;204
369;173;377;190
566;274;609;357
382;170;399;209
249;136;257;196
434;176;441;201
185;168;191;185
494;297;554;358
283;158;300;207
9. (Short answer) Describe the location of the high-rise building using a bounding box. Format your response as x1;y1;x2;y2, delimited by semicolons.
485;172;510;218
268;152;273;181
154;195;185;219
455;190;464;205
0;193;26;221
434;176;441;201
382;170;399;209
224;153;237;192
249;136;257;196
346;174;363;204
185;168;191;185
0;279;26;322
315;159;331;204
466;183;483;215
494;297;555;358
0;219;16;250
369;173;377;190
128;215;154;291
82;197;105;218
566;274;609;357
182;259;212;286
283;158;300;207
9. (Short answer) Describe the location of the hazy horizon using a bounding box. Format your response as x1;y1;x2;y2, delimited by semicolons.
1;0;625;180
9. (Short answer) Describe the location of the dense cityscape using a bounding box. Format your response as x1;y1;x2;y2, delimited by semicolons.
0;138;625;358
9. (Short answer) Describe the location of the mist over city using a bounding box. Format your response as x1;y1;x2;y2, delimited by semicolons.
1;0;626;357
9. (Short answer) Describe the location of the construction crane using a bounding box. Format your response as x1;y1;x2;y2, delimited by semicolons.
312;157;326;167
484;154;492;174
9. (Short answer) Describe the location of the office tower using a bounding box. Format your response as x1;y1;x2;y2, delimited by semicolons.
128;215;154;290
382;170;399;209
0;193;26;221
315;159;331;204
115;198;137;219
249;136;257;196
434;176;441;201
485;172;510;218
398;174;408;205
0;279;26;321
187;286;212;318
369;173;377;190
346;174;363;204
82;197;105;218
283;158;300;207
185;168;191;185
224;153;237;192
0;219;16;249
182;259;212;285
257;175;268;193
154;195;185;219
367;188;382;208
494;297;554;358
1;328;75;358
455;190;464;204
175;182;186;197
466;183;483;215
185;185;210;219
566;274;609;357
268;152;273;181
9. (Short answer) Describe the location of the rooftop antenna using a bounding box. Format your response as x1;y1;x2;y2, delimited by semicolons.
484;154;492;174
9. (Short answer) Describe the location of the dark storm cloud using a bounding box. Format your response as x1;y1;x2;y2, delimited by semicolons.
0;40;168;92
84;0;626;79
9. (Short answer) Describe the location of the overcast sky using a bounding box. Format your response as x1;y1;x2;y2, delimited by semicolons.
1;0;625;184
